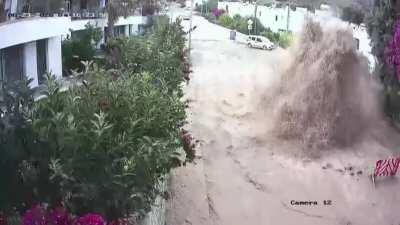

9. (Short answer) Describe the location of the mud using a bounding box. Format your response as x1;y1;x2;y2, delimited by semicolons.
267;20;386;153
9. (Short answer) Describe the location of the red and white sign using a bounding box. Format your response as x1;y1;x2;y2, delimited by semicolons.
374;158;400;177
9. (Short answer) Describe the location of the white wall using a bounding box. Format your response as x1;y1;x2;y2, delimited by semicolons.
0;17;70;49
218;2;335;34
47;36;63;79
23;41;39;87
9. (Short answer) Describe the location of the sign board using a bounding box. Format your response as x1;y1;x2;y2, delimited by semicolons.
371;157;400;186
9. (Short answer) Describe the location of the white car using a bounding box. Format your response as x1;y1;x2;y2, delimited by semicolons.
246;35;275;50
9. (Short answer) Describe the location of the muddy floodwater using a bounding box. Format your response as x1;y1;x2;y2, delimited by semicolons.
166;15;400;225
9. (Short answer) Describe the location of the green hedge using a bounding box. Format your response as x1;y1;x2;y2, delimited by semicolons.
0;21;189;222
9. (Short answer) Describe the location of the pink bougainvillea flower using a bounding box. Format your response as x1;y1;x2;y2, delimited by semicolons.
74;214;105;225
48;207;71;225
22;205;48;225
384;19;400;80
0;213;7;225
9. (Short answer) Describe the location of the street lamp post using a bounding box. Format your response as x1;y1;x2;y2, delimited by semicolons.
188;0;193;60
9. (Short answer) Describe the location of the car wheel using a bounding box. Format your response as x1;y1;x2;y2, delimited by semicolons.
248;43;252;48
263;45;268;50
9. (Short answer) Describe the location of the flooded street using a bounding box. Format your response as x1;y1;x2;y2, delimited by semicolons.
166;15;400;225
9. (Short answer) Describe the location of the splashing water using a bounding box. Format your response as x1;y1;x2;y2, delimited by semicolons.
269;19;383;151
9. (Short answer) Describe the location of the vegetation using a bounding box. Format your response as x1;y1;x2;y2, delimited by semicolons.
217;14;266;35
194;0;218;14
217;13;293;48
341;5;365;25
261;29;293;48
366;0;400;119
62;24;102;76
0;21;190;222
105;0;144;39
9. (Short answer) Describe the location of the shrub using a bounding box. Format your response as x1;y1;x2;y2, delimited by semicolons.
204;12;217;23
341;6;365;25
62;24;102;76
218;14;234;29
211;8;225;19
277;31;294;48
261;29;293;48
261;28;280;43
217;14;266;35
0;21;189;221
366;0;400;119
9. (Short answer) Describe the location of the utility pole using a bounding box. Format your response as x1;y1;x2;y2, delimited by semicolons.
254;1;258;35
286;1;290;32
188;0;193;60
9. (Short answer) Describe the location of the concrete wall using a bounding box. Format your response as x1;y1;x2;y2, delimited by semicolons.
23;41;38;87
47;36;63;79
0;17;70;49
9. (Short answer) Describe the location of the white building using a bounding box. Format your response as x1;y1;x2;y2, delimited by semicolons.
218;1;376;71
0;0;149;88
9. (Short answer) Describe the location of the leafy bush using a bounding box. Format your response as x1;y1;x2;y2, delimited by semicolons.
62;24;102;76
199;0;217;14
277;32;293;48
341;6;365;25
211;8;225;19
216;14;266;35
218;14;234;28
261;29;293;48
0;21;189;221
261;28;280;43
104;20;187;93
204;12;217;23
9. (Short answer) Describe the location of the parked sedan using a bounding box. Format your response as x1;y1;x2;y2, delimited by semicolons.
246;35;275;50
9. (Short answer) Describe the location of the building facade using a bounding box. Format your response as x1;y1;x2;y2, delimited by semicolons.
0;0;148;88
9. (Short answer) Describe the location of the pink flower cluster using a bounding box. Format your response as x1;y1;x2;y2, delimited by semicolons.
21;205;105;225
211;8;225;18
0;213;7;225
384;19;400;80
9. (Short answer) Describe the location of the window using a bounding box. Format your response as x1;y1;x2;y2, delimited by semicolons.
80;0;88;10
354;38;360;50
114;26;125;37
0;45;24;83
256;38;262;42
275;15;278;21
37;39;47;84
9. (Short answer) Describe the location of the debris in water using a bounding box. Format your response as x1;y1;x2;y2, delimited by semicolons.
269;19;382;152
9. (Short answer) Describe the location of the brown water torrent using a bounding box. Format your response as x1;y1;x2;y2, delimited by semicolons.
269;20;384;152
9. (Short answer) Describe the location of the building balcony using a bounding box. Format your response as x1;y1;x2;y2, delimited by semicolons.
0;16;70;49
